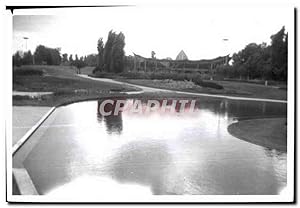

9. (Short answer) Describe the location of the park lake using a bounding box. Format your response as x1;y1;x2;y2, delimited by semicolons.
13;97;287;195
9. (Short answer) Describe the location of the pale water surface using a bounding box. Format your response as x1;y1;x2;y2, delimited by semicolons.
13;98;287;195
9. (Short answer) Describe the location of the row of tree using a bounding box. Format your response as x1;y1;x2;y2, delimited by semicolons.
95;30;126;73
13;50;34;66
61;53;98;66
13;45;61;66
13;46;98;68
218;26;288;81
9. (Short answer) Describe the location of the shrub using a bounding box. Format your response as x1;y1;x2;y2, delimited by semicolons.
199;81;224;89
91;71;114;78
90;70;224;89
190;76;223;89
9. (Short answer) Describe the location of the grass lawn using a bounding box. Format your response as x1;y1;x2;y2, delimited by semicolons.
13;65;137;92
122;79;287;100
211;80;287;100
13;65;139;106
227;118;287;152
91;71;287;100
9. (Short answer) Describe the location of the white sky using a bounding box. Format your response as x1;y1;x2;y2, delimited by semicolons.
12;6;292;60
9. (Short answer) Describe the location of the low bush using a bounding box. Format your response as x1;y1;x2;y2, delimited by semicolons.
91;70;224;89
91;71;115;79
198;81;224;89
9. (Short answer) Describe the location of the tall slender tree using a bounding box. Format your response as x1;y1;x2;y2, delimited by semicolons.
69;54;74;65
12;51;22;66
270;26;288;80
110;32;125;73
103;30;117;72
102;30;125;73
62;53;68;63
96;38;104;71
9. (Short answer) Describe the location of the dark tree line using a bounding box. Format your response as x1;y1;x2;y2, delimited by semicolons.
13;45;61;66
219;26;288;81
13;44;98;68
94;30;126;73
62;53;97;66
13;50;34;66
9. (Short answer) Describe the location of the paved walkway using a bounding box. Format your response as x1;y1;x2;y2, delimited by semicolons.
78;74;169;93
13;106;52;145
13;91;53;97
78;75;287;103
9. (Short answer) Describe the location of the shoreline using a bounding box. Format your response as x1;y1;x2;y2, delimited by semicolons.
228;118;287;152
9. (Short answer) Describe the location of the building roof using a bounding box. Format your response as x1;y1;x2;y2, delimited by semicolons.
133;53;230;64
176;50;188;60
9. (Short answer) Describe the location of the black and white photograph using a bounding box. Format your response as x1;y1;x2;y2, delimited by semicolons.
3;0;296;203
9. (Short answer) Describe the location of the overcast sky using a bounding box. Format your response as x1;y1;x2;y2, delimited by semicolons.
13;6;292;60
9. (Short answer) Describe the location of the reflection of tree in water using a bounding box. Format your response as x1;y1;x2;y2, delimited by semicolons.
107;140;173;194
193;98;287;119
104;114;123;134
97;100;123;134
97;112;103;123
263;147;287;157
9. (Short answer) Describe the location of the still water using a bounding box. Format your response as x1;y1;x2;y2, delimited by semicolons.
13;98;287;195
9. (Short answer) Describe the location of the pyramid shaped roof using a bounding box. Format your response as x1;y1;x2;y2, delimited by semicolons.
176;50;188;60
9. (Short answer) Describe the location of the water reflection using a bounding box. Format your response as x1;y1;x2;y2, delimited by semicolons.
97;100;123;134
14;97;287;195
108;140;172;195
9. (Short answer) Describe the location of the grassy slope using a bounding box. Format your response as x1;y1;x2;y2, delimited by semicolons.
13;65;138;106
228;118;287;152
212;81;287;100
13;65;138;92
123;79;287;100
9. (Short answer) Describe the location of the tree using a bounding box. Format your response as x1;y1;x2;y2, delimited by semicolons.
85;54;97;66
96;38;104;71
69;54;74;65
73;54;86;74
22;50;33;65
34;45;61;65
62;53;68;63
13;51;22;66
110;32;125;73
34;45;48;64
270;26;288;81
102;30;126;73
221;26;287;81
49;48;61;65
103;30;117;72
231;43;271;80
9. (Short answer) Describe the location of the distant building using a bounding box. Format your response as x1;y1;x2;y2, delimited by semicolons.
176;50;188;60
131;51;230;75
